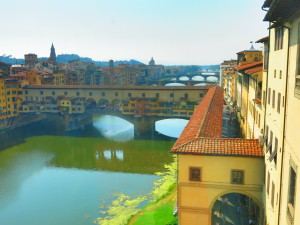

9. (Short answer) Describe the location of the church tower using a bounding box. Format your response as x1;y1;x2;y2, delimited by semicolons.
49;43;56;63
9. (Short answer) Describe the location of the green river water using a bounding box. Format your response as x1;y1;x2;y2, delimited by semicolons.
0;115;178;225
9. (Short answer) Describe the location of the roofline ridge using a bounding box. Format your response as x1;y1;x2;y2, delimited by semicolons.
196;86;217;137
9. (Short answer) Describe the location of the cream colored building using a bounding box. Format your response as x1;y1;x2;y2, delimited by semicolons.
262;1;300;225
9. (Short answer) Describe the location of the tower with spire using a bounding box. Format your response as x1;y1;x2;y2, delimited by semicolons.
49;43;56;63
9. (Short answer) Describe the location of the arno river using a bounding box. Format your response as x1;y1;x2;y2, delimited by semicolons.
0;114;188;225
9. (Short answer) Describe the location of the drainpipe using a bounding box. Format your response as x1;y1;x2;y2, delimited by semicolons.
277;23;291;225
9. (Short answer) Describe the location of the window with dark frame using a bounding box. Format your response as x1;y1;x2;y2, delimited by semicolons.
189;167;201;181
272;90;276;109
267;171;270;195
277;92;281;113
287;165;297;224
231;170;244;184
268;88;271;105
271;182;275;208
275;27;284;51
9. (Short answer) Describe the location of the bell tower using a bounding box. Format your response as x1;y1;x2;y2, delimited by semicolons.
49;43;56;63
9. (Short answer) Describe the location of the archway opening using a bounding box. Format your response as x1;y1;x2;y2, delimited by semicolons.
178;76;189;81
85;98;97;110
191;75;205;81
211;192;261;225
165;83;186;86
98;99;110;110
155;118;189;138
206;76;219;82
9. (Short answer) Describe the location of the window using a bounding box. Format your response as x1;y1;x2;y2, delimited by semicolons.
115;92;118;97
274;70;276;78
200;93;204;97
231;170;244;184
271;182;275;208
267;171;270;195
102;92;105;97
268;88;271;105
52;91;55;96
64;91;68;96
287;165;297;224
275;27;284;51
189;167;201;181
269;137;278;164
142;93;145;97
184;93;188;98
76;92;80;96
277;93;281;113
280;70;282;79
272;90;276;109
89;92;92;96
156;93;159;98
170;93;174;97
40;91;43;95
266;130;273;153
128;93;132;97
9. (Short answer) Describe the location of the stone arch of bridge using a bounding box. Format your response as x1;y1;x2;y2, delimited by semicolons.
206;75;219;81
85;98;97;109
191;75;205;81
98;98;110;107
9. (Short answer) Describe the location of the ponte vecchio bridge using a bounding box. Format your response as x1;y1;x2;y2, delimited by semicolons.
22;85;212;135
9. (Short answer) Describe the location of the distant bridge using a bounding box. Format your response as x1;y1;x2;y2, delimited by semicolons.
162;71;220;81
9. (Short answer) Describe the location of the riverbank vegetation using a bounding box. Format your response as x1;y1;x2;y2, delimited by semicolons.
94;156;177;225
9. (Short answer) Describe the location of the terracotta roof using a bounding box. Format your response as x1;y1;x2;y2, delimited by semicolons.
172;138;263;157
245;66;263;75
170;85;263;158
237;62;262;71
224;71;235;74
253;98;262;104
228;65;237;68
172;86;223;149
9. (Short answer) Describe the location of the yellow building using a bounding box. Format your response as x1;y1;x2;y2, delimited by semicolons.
53;71;66;85
262;1;300;225
171;86;264;225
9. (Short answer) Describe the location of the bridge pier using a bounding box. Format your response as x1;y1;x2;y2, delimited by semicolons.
132;116;157;137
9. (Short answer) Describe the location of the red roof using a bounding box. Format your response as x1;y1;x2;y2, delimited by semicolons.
245;66;263;75
172;86;223;149
171;86;263;158
237;62;263;71
252;98;262;104
172;138;263;157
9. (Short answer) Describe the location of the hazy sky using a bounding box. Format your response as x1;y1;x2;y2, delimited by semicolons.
1;0;268;65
